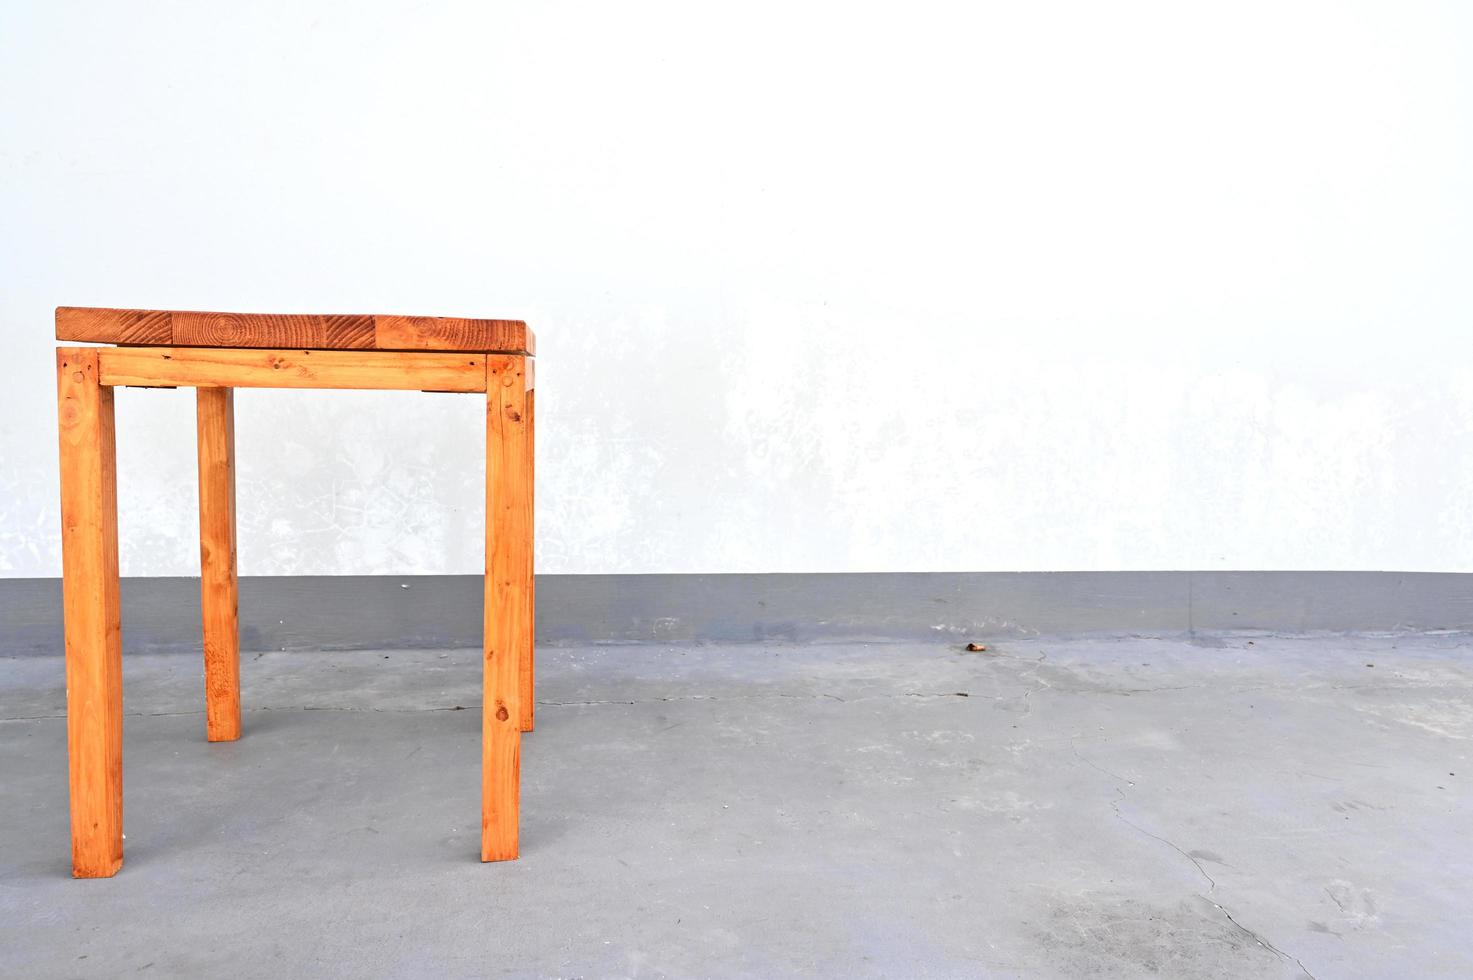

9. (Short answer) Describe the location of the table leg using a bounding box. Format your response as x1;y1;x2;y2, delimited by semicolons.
57;348;124;877
196;387;240;742
521;373;535;732
483;355;530;860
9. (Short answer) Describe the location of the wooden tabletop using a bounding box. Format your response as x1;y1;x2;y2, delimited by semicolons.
56;306;534;355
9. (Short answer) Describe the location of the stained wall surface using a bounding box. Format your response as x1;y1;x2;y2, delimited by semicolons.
3;2;1470;576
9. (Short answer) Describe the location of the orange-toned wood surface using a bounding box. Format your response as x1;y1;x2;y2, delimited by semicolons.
483;354;531;861
196;388;241;742
56;348;124;877
521;370;536;732
58;307;533;354
57;321;537;873
376;315;532;355
98;347;489;392
176;312;376;350
57;308;172;345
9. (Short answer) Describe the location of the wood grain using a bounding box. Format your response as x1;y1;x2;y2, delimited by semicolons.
375;316;533;355
56;348;124;878
482;354;530;861
175;312;375;350
520;370;536;732
196;388;240;742
56;307;533;354
98;347;489;392
57;307;171;345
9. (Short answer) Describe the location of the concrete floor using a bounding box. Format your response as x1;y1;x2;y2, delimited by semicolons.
1;634;1470;979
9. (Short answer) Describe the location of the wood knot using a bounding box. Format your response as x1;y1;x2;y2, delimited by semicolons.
506;409;521;422
495;706;510;722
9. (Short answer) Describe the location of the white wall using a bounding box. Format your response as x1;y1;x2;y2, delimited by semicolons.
3;1;1471;577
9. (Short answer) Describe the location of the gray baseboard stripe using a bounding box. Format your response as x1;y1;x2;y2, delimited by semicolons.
1;572;1470;655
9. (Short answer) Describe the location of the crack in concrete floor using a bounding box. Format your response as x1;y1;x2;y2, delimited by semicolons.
1072;738;1319;979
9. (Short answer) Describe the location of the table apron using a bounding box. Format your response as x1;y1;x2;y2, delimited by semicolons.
94;346;524;392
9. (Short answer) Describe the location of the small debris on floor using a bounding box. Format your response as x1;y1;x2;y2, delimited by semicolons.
965;642;987;652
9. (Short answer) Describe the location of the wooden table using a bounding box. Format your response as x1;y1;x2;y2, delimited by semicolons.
54;306;535;877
